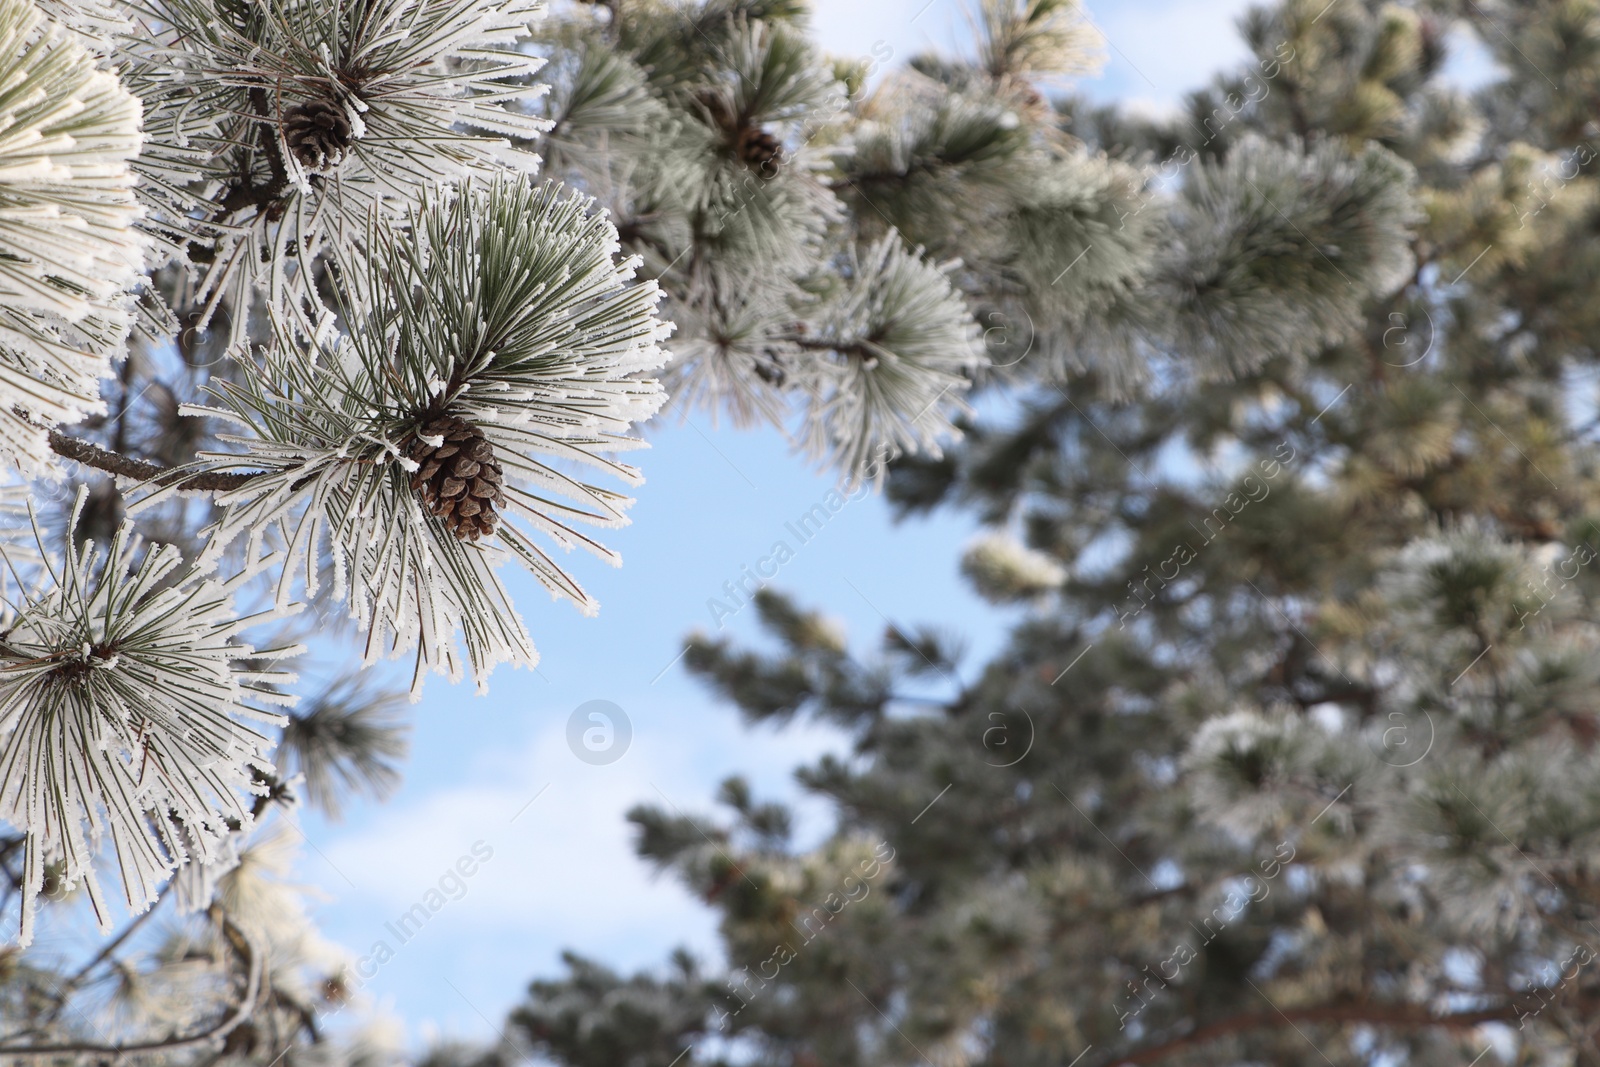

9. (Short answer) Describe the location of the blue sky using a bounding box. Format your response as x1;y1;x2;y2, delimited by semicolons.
286;0;1309;1046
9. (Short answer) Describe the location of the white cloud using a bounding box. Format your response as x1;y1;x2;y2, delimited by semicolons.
1117;94;1186;123
808;0;961;60
306;698;848;1041
322;734;703;947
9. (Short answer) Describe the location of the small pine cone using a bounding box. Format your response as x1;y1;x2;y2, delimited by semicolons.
737;125;783;178
282;98;354;171
407;415;508;542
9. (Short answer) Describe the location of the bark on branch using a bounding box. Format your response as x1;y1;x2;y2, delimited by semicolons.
48;430;260;493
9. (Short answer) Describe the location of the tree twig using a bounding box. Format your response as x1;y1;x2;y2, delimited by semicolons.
48;430;260;493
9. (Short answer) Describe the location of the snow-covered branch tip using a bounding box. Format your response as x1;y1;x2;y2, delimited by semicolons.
0;0;142;471
0;492;300;946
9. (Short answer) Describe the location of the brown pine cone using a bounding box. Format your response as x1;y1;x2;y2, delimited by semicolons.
406;415;508;542
737;124;783;178
690;88;782;178
282;97;354;171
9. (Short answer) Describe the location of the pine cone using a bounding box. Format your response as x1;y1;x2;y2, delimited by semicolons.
737;124;783;178
282;98;354;171
407;415;508;542
690;88;782;178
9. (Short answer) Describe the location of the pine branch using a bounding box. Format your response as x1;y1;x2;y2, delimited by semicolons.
783;334;874;359
47;429;259;491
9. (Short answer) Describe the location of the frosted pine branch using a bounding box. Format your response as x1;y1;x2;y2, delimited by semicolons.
139;178;671;695
0;0;142;468
0;493;300;946
110;0;551;341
